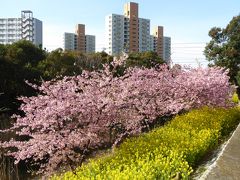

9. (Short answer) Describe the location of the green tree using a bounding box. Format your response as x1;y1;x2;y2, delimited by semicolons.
111;51;164;77
126;51;164;68
5;40;46;67
68;51;113;73
0;56;38;112
37;48;82;79
0;44;7;58
204;15;240;95
0;41;46;112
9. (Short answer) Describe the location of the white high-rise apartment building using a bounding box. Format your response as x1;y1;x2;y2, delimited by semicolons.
0;10;42;46
0;18;21;44
138;18;150;52
85;35;95;53
149;35;155;52
105;14;124;55
163;36;171;63
64;32;77;51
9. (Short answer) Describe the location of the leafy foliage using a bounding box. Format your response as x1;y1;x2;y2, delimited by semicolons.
4;40;46;67
204;15;240;95
37;48;81;80
113;51;164;76
0;55;234;175
52;107;240;179
0;41;45;112
126;51;164;68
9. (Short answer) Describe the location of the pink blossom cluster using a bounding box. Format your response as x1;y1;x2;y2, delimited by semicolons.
0;60;234;175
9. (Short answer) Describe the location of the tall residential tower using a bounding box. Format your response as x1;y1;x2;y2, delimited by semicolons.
163;36;171;63
64;24;95;53
105;2;171;63
106;2;150;56
0;10;42;46
124;2;139;53
153;26;164;59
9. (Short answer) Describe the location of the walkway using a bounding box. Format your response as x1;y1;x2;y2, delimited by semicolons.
203;123;240;180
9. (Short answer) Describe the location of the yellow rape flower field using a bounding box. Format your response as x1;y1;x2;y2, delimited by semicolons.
52;107;240;180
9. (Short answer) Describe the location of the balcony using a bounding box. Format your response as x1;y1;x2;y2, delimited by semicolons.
22;22;33;29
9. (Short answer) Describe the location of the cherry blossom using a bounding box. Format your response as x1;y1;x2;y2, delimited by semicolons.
0;57;234;175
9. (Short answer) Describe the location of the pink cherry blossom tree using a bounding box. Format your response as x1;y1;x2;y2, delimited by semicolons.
0;56;234;175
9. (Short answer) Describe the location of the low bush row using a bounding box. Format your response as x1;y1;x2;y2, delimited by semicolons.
53;107;240;179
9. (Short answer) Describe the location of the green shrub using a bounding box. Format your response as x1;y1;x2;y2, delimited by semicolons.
52;107;240;180
232;92;239;104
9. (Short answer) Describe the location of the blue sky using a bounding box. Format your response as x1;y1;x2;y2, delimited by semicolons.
1;0;239;66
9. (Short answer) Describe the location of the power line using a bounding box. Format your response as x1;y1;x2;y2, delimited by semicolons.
174;56;206;58
172;52;204;55
172;42;207;45
172;47;205;49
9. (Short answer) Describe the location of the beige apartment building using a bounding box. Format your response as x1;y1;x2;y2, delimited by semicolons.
153;26;164;59
75;24;86;53
124;2;139;53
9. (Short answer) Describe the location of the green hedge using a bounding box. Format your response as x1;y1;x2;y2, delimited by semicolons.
52;107;240;180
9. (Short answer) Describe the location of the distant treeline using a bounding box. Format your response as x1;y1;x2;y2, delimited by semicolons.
0;40;163;113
